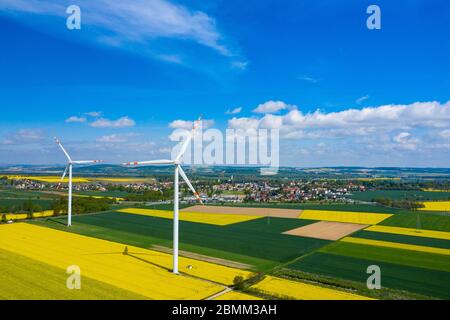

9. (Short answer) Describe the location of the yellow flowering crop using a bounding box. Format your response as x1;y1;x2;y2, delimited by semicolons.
213;291;262;300
418;201;450;212
117;208;260;226
0;223;253;299
365;225;450;240
299;210;392;225
3;210;54;221
251;276;372;300
341;237;450;255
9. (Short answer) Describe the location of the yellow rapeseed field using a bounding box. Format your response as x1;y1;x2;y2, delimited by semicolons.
0;223;253;299
365;225;450;240
117;208;260;226
251;276;372;300
418;201;450;212
299;210;392;225
341;237;450;255
5;175;90;183
213;291;262;300
2;210;54;221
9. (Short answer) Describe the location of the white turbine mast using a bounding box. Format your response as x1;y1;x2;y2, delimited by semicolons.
55;138;102;226
123;116;204;274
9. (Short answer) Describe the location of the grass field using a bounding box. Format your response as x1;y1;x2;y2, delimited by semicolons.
287;252;450;299
349;190;450;202
0;223;257;299
321;240;450;271
299;210;392;225
250;276;372;300
211;202;402;213
364;225;450;240
32;211;329;270
380;212;450;232
353;230;450;249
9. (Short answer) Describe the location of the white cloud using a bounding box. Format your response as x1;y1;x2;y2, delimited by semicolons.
65;116;86;123
96;133;137;143
231;61;248;70
253;100;294;114
1;129;44;145
169;119;214;130
90;116;136;128
85;111;102;117
393;132;411;143
0;0;231;56
225;107;242;115
297;75;318;83
439;129;450;138
229;100;450;143
356;95;369;105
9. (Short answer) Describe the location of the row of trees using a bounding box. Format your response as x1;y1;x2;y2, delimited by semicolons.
124;189;173;202
52;197;112;215
375;198;425;210
0;200;43;214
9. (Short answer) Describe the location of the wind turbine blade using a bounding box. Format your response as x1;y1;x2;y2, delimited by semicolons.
72;160;103;164
55;138;72;162
123;159;174;166
178;166;203;205
175;116;202;162
61;165;69;181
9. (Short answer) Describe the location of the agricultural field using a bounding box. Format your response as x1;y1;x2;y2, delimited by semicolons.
0;223;253;299
32;210;329;270
2;202;450;300
249;276;372;300
287;225;450;299
380;211;450;232
211;202;402;213
349;190;450;202
299;210;392;225
3;175;153;184
419;201;450;212
117;208;261;225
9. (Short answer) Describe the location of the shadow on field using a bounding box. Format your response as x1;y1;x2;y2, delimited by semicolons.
82;246;172;273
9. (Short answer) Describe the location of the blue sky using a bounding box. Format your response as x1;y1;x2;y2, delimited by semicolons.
0;0;449;167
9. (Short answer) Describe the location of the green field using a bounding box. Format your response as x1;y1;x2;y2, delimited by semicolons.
319;241;450;272
0;198;54;210
380;212;450;232
74;190;131;198
352;230;450;249
287;252;450;299
211;202;401;213
0;248;147;300
32;212;329;270
349;190;450;202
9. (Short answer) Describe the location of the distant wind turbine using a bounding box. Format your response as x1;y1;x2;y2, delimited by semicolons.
123;117;204;274
55;138;102;226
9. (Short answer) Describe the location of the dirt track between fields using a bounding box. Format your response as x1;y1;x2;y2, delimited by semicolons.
283;221;368;240
181;205;301;218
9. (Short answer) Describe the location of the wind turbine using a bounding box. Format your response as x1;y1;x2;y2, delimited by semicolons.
123;117;204;274
55;138;102;227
